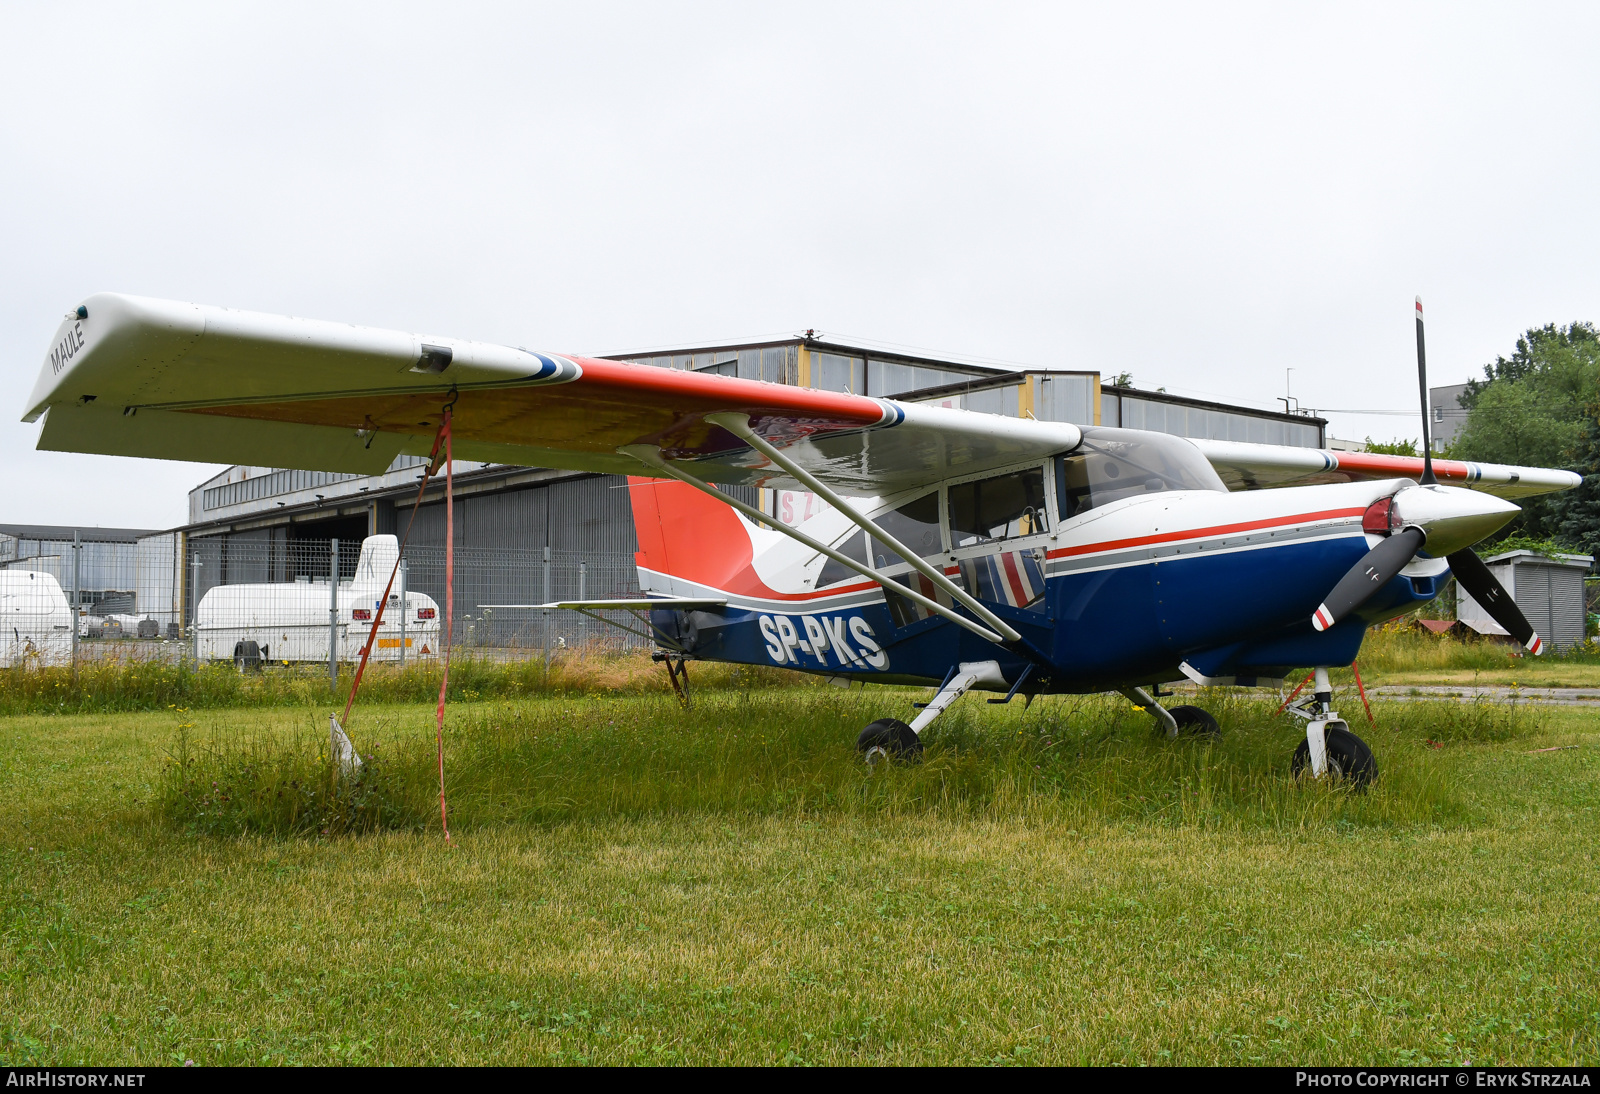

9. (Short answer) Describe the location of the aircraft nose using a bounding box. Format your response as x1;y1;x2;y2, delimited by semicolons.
1390;485;1520;556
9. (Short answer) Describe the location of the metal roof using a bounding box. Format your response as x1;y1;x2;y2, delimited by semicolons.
0;523;160;544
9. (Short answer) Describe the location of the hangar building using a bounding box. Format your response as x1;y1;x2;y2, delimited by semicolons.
163;336;1328;642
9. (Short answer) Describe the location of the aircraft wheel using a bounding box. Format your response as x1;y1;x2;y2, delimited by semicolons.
1291;724;1377;789
856;719;923;765
233;640;263;674
1167;705;1220;738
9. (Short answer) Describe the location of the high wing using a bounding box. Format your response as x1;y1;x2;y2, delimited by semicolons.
25;293;1080;494
1189;438;1581;499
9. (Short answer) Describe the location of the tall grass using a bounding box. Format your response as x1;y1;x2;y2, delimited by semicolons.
0;649;806;716
1354;623;1600;674
160;688;1540;838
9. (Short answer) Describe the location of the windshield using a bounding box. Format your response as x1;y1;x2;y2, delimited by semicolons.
1056;427;1226;519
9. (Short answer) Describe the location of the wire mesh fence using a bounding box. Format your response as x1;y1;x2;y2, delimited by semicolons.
1;532;645;671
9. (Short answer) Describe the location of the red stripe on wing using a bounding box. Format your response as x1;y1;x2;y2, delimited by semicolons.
1331;451;1471;484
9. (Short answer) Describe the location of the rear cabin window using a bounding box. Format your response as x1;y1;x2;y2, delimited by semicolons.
817;491;942;586
817;527;871;588
870;491;942;569
947;468;1049;548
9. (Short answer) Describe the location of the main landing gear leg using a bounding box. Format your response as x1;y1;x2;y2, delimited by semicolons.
1119;686;1180;738
857;660;1005;764
1118;687;1221;738
1284;666;1377;787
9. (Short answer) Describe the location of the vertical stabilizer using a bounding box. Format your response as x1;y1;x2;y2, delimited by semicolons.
627;476;758;591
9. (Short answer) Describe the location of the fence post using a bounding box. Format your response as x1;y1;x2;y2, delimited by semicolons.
542;546;551;674
190;552;202;665
399;556;408;666
329;538;340;691
578;560;586;647
70;530;80;673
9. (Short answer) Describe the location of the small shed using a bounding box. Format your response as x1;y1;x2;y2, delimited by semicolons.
1457;550;1594;652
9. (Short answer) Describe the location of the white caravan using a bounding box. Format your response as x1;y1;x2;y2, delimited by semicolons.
1;570;73;667
195;535;441;666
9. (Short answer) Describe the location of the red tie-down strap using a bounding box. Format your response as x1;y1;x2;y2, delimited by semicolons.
434;413;454;844
337;408;455;842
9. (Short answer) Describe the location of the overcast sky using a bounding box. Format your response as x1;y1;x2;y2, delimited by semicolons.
4;2;1597;529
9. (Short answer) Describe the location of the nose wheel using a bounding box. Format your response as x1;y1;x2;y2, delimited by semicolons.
1283;667;1378;789
1290;723;1376;786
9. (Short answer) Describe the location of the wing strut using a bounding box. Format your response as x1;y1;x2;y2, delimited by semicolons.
618;444;1013;645
701;411;1025;645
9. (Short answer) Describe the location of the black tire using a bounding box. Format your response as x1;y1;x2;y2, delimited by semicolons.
233;640;262;674
1167;705;1220;738
856;718;923;764
1291;723;1377;789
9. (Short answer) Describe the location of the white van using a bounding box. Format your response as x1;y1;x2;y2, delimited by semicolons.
195;535;442;667
1;569;73;667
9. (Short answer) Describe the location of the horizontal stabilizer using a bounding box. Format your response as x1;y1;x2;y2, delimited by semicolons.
480;598;728;610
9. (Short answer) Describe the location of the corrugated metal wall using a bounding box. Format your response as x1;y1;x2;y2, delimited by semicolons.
392;473;642;644
402;474;639;558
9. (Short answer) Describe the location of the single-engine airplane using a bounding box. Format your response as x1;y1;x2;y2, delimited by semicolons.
24;295;1581;784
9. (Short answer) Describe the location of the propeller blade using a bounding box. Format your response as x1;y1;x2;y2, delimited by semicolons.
1312;526;1426;631
1416;297;1437;485
1447;548;1543;655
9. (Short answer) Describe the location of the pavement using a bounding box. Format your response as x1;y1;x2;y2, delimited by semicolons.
1365;685;1600;708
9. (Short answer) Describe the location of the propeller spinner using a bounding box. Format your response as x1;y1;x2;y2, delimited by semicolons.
1309;298;1543;654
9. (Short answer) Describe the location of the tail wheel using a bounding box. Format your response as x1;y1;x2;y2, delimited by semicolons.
1292;724;1377;789
856;718;923;765
1167;705;1220;738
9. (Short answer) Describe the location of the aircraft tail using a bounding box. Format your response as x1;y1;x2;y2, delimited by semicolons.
627;477;759;592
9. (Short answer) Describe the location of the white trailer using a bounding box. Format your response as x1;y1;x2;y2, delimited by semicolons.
195;535;440;666
1;569;73;666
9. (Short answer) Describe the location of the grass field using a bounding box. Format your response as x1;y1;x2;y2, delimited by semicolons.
2;672;1596;1066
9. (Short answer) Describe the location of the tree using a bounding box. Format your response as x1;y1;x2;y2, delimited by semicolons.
1550;398;1600;558
1450;321;1599;546
1451;378;1584;469
1461;321;1600;408
1364;437;1418;456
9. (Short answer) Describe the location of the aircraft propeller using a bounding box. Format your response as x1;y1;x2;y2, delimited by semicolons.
1308;298;1543;654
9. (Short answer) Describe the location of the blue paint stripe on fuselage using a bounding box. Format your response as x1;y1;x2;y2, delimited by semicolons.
655;531;1428;691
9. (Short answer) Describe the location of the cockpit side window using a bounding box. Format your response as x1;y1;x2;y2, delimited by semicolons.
947;467;1048;548
1056;427;1227;519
